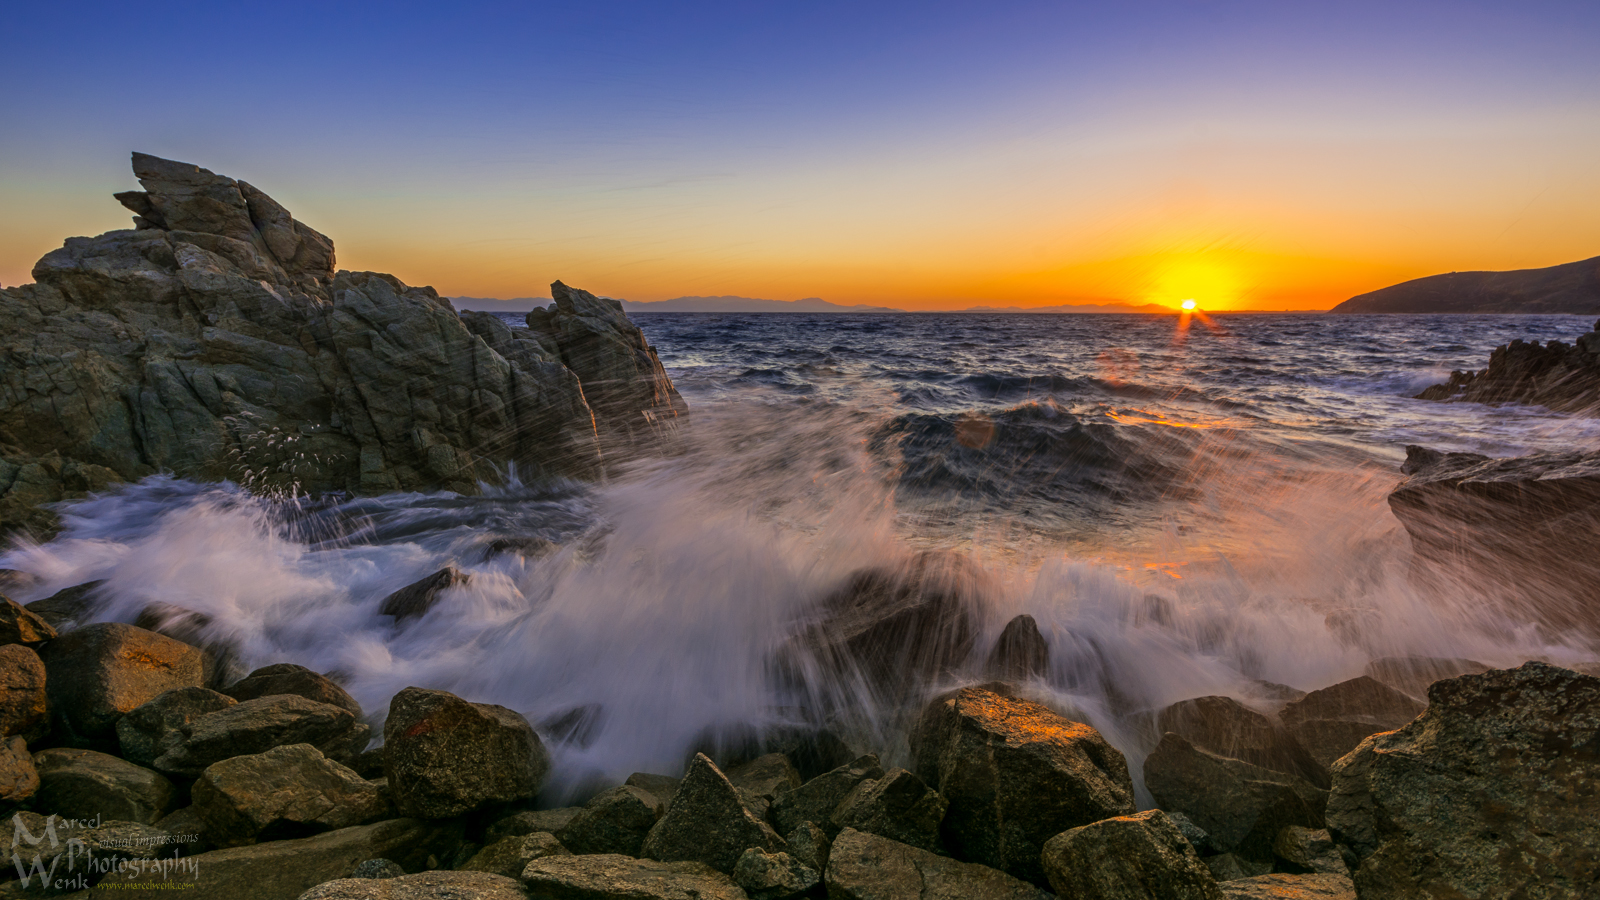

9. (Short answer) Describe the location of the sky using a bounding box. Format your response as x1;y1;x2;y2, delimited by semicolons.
3;1;1599;311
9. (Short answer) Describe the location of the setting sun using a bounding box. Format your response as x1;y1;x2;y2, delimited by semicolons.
1181;299;1197;311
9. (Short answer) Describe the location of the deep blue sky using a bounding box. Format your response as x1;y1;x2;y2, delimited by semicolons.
5;1;1599;308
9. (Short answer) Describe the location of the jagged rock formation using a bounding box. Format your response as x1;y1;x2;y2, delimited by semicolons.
1388;444;1600;644
1330;255;1600;313
1414;321;1600;412
0;153;684;536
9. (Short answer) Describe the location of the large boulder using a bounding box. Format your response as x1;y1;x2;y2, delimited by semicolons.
39;622;207;741
0;735;38;804
526;281;687;439
99;818;465;900
1143;733;1325;864
223;663;362;717
910;683;1136;886
117;686;238;768
1387;444;1600;644
382;687;548;818
771;754;884;836
0;595;56;645
641;753;787;874
32;747;177;824
830;768;948;853
824;827;1051;900
192;743;388;847
0;642;48;741
299;871;528;900
0;154;686;536
1039;809;1224;900
155;694;368;776
1157;695;1327;787
1279;677;1424;768
557;784;664;856
519;854;747;900
1327;662;1600;899
782;551;983;703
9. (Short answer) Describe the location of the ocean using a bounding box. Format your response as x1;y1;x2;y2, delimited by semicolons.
6;311;1598;799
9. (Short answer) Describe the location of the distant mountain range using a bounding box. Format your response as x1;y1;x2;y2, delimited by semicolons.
452;294;1172;314
1331;256;1600;314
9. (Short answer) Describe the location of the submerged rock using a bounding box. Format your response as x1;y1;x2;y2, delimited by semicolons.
824;827;1050;900
1143;733;1325;864
379;567;469;623
33;746;177;824
192;743;388;847
641;752;787;874
1039;809;1224;900
40;622;208;741
521;854;747;900
0;642;48;741
1328;662;1600;899
382;687;548;819
910;683;1136;886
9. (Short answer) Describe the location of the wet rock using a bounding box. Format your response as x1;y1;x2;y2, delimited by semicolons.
1204;854;1270;882
770;753;884;836
485;808;582;844
0;735;38;803
134;602;245;688
910;683;1136;886
1361;656;1488;699
1217;873;1356;899
300;871;528;899
1040;809;1224;900
984;614;1049;680
462;832;570;878
349;859;405;879
626;772;684;810
734;847;818;900
557;784;664;856
1279;677;1424;768
40;622;207;741
786;551;982;701
34;747;176;824
99;819;465;900
1143;733;1325;864
117;686;238;768
192;743;387;847
22;581;101;630
1271;826;1346;876
382;687;548;818
156;694;367;777
824;827;1051;900
1157;695;1328;788
1328;662;1600;899
830;768;947;853
641;753;786;873
0;595;56;645
727;752;802;803
521;854;745;900
783;821;830;875
223;663;363;717
0;643;48;741
379;567;469;623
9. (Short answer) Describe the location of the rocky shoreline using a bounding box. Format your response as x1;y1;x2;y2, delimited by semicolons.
4;579;1597;898
0;153;685;538
1414;319;1600;412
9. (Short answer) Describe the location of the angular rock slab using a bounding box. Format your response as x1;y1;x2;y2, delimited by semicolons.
156;694;366;776
771;754;883;836
825;828;1051;900
0;594;56;644
1157;695;1327;787
117;686;238;768
1328;662;1600;900
830;767;947;853
40;622;207;740
734;847;818;900
0;642;48;741
558;784;663;856
223;663;362;717
193;743;388;847
910;683;1135;886
1144;732;1325;863
101;818;465;900
519;854;747;900
1218;873;1355;899
33;746;176;824
462;832;571;879
382;686;548;818
1040;809;1224;900
300;871;529;899
727;752;803;802
1279;676;1424;768
642;752;786;874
